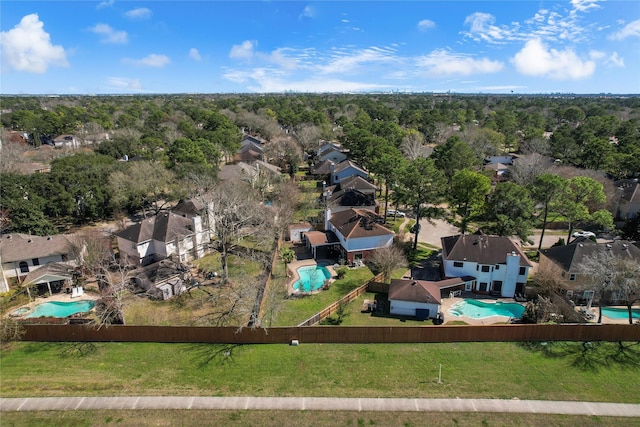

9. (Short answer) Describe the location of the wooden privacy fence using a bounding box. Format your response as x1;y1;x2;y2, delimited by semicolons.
297;273;384;327
21;324;640;344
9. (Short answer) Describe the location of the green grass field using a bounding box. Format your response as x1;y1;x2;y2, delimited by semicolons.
2;340;639;403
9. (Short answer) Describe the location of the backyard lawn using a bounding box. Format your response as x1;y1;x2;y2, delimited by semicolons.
1;340;639;403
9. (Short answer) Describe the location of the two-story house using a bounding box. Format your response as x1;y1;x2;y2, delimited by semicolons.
115;212;209;267
539;239;640;304
325;208;394;264
441;233;532;298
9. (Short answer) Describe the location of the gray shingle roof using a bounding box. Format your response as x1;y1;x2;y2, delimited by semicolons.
541;239;640;273
0;233;74;263
115;212;194;244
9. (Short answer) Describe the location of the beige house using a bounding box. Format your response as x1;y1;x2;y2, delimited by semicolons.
539;239;640;304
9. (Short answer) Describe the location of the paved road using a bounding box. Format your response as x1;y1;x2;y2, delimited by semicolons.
2;396;639;416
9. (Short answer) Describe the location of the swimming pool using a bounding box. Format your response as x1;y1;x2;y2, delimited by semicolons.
293;265;332;292
25;300;96;318
601;307;640;320
448;299;525;319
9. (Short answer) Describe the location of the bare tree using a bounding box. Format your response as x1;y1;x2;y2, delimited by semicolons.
209;181;275;281
271;181;300;238
610;258;640;324
294;123;321;153
365;244;407;284
67;230;131;326
578;250;639;323
509;153;553;186
0;139;27;174
401;131;432;160
195;274;263;327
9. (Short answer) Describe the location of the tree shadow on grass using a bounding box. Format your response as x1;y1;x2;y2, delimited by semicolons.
518;341;640;372
184;343;245;368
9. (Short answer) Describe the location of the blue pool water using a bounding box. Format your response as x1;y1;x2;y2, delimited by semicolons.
601;307;640;320
448;299;525;319
293;266;331;292
26;300;95;318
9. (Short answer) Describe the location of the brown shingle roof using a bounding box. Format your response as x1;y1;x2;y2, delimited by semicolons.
441;234;533;267
329;209;393;239
303;231;339;246
0;233;74;263
388;279;441;304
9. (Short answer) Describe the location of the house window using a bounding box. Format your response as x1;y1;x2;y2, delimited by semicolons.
19;261;29;273
481;265;490;273
495;265;500;270
61;254;68;261
519;267;526;275
569;274;576;281
566;290;574;298
32;258;40;266
493;281;503;293
453;261;464;268
479;282;488;292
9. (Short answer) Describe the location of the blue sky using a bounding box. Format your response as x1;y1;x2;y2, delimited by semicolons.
1;0;639;94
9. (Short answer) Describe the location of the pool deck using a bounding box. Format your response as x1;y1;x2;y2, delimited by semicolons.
7;290;99;319
286;259;337;296
441;295;522;325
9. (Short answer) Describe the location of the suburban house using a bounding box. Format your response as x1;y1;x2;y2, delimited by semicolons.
323;175;377;198
440;233;533;298
329;160;369;185
115;212;209;267
219;161;282;188
130;259;189;300
316;142;349;163
235;139;264;163
388;279;442;320
539;239;640;305
0;233;77;293
325;188;377;215
310;159;333;177
172;197;216;238
324;208;394;264
615;179;640;220
484;154;518;166
53;134;80;149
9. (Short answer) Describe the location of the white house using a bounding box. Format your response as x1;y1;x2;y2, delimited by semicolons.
317;142;349;164
53;134;80;149
388;279;442;320
0;233;77;293
325;208;393;264
440;234;532;298
115;212;209;266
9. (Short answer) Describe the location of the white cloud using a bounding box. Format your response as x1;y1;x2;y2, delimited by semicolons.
463;12;514;43
416;49;503;76
606;52;624;67
125;8;152;20
417;19;435;31
90;23;128;44
229;40;256;60
97;0;115;9
189;48;202;61
589;50;605;60
300;5;314;19
319;46;398;74
511;39;595;79
609;19;640;40
123;54;171;67
570;0;601;13
0;13;68;73
106;77;143;92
